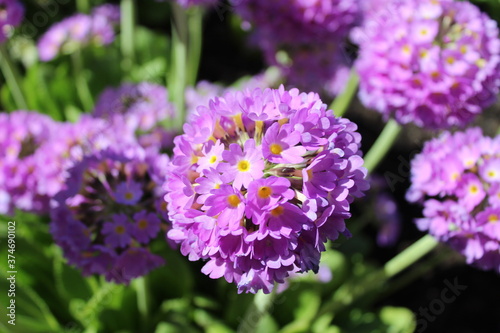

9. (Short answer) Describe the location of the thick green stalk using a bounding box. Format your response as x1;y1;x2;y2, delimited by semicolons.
186;7;204;86
169;3;188;129
238;290;277;333
363;119;402;174
316;235;438;318
76;0;90;13
121;0;136;71
134;276;150;331
329;70;359;117
71;50;94;111
0;45;28;109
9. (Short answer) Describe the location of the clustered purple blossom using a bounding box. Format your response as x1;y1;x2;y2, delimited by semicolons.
0;0;24;43
0;111;136;215
407;128;500;273
233;0;360;96
0;111;57;214
185;73;272;119
50;146;169;283
165;86;368;293
353;0;500;129
37;4;120;61
92;82;177;151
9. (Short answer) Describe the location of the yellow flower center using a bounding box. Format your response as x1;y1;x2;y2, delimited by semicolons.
209;155;217;164
138;219;149;230
237;160;250;172
469;185;479;194
270;143;283;155
214;183;221;190
191;154;199;164
446;56;455;65
488;170;496;178
258;186;272;199
227;194;241;207
115;225;126;235
271;206;285;217
124;192;134;200
488;214;499;223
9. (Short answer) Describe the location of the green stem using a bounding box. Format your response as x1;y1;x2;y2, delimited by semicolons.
169;3;188;129
329;70;359;117
0;45;28;109
76;0;89;13
363;119;402;174
71;50;94;111
238;290;276;333
316;235;438;318
134;276;150;330
121;0;136;71
186;7;204;86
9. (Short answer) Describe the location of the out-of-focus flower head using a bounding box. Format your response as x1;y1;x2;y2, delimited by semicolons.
367;176;402;247
33;115;137;208
92;82;177;151
165;85;368;293
51;146;169;284
0;0;24;43
407;128;500;273
353;0;500;129
37;4;120;61
0;111;57;214
232;0;360;96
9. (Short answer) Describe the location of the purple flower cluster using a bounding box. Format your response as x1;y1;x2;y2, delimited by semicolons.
0;0;24;43
92;82;177;151
51;147;169;283
407;128;500;273
353;0;500;129
234;0;360;43
185;74;272;119
0;111;57;214
0;111;136;215
37;4;120;61
165;86;368;293
233;0;359;95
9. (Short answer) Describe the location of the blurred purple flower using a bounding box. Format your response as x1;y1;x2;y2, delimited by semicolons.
0;0;24;43
353;0;500;129
408;128;500;274
0;111;57;214
37;4;120;61
92;82;177;152
50;146;170;284
232;0;360;96
165;86;368;293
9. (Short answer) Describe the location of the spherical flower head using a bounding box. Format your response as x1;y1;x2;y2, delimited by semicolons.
407;127;500;274
165;86;369;293
0;0;24;43
50;146;170;284
233;1;359;97
92;82;177;151
37;4;120;62
31;115;136;214
0;111;58;215
234;0;360;43
353;0;500;129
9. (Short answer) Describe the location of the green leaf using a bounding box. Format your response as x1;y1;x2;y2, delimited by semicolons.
379;306;416;333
